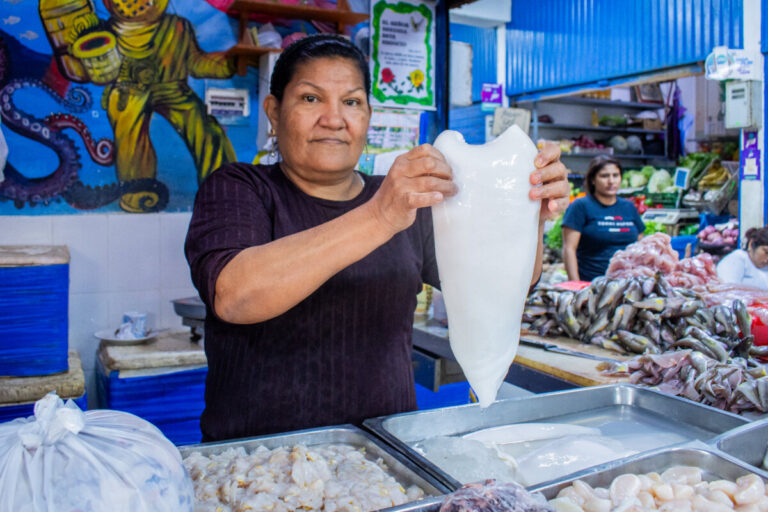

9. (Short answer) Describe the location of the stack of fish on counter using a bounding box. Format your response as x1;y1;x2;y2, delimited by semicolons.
524;233;768;413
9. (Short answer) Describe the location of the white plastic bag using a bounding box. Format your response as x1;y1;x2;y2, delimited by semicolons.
0;393;193;512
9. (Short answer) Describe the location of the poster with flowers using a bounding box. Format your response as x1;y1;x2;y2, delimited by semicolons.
370;0;436;110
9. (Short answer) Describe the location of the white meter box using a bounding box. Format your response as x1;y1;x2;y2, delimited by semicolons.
725;80;762;129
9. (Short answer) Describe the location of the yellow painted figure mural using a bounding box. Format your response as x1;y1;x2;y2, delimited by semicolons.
61;0;237;212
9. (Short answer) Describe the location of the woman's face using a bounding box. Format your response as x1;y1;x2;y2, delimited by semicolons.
265;57;371;181
592;164;621;197
749;243;768;268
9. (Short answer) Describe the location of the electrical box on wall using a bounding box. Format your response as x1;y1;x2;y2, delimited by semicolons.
725;80;762;129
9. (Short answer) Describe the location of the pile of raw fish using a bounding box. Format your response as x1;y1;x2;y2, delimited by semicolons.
524;273;760;361
606;233;719;288
549;465;768;511
599;349;768;413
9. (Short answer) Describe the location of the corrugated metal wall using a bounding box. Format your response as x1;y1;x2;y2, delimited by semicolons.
507;0;744;98
450;23;497;102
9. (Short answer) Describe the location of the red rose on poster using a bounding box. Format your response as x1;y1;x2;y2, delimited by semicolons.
381;68;394;84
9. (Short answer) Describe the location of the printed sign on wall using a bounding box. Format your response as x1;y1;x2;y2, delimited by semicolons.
370;0;436;111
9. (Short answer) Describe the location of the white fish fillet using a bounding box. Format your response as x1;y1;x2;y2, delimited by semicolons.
432;125;540;407
463;423;601;445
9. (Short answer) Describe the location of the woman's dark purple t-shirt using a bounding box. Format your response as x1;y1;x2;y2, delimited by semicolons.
185;163;439;441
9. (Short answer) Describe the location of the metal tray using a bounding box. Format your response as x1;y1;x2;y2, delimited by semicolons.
712;418;768;471
364;384;748;490
172;296;205;320
379;444;768;512
178;424;451;497
530;445;768;499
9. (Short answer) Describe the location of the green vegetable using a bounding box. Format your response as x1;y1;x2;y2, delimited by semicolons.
647;169;673;193
680;224;699;236
546;215;564;250
644;221;666;235
629;172;648;188
640;166;656;180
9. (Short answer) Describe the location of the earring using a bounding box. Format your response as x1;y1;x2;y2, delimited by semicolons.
364;143;372;164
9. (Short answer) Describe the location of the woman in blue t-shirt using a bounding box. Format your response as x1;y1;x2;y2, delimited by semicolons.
562;156;645;281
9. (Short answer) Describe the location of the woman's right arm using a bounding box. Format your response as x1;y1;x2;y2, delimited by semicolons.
212;145;456;324
562;227;581;281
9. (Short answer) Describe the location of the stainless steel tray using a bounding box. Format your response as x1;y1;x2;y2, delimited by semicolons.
379;444;768;512
530;445;768;500
364;384;748;490
178;424;451;496
712;418;768;471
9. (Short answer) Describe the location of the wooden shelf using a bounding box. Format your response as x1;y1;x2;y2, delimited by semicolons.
227;43;282;57
230;0;369;25
227;0;369;75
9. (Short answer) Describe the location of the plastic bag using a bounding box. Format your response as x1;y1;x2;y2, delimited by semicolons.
439;479;554;512
0;393;193;512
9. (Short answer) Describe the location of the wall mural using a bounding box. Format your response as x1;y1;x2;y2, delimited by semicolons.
0;0;257;214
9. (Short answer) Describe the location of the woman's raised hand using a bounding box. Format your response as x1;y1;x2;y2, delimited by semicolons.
369;144;457;235
529;141;569;221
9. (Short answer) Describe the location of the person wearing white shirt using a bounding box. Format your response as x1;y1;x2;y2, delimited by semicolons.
717;227;768;289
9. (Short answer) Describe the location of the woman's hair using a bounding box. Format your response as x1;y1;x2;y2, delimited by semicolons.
745;227;768;250
585;155;622;196
269;33;370;102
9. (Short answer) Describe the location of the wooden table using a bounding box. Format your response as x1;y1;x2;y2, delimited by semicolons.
516;332;631;387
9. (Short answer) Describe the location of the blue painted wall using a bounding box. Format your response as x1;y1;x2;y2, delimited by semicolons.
506;0;744;98
450;22;497;103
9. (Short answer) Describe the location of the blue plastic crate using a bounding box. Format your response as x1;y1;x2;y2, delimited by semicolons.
0;246;69;376
415;381;471;410
96;360;206;446
671;235;698;259
0;392;87;424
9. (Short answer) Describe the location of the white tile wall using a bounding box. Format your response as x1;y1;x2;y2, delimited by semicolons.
0;216;52;244
107;215;161;291
2;212;197;409
53;215;109;293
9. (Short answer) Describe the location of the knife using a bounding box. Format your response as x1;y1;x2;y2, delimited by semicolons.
520;338;620;363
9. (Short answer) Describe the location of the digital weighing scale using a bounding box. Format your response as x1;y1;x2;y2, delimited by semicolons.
641;208;700;225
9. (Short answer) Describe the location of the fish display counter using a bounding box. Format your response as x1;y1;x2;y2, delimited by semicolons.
363;384;748;492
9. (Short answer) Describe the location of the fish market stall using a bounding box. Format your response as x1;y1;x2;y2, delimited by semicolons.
523;233;768;414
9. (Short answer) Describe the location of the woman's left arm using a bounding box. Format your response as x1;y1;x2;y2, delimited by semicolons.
528;142;570;285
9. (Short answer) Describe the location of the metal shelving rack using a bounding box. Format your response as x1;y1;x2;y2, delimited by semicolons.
518;97;669;172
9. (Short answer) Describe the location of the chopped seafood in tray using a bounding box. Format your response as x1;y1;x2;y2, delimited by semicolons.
531;446;768;512
185;443;424;512
179;426;447;512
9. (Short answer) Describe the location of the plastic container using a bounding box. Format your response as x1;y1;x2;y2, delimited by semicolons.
415;381;471;410
0;245;70;376
670;235;698;259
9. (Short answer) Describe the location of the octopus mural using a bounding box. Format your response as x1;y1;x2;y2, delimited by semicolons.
0;0;241;213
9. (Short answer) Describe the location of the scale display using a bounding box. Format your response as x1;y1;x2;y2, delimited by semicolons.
641;208;699;225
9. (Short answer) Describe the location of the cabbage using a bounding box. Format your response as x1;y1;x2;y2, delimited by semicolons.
629;173;648;188
647;169;673;193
